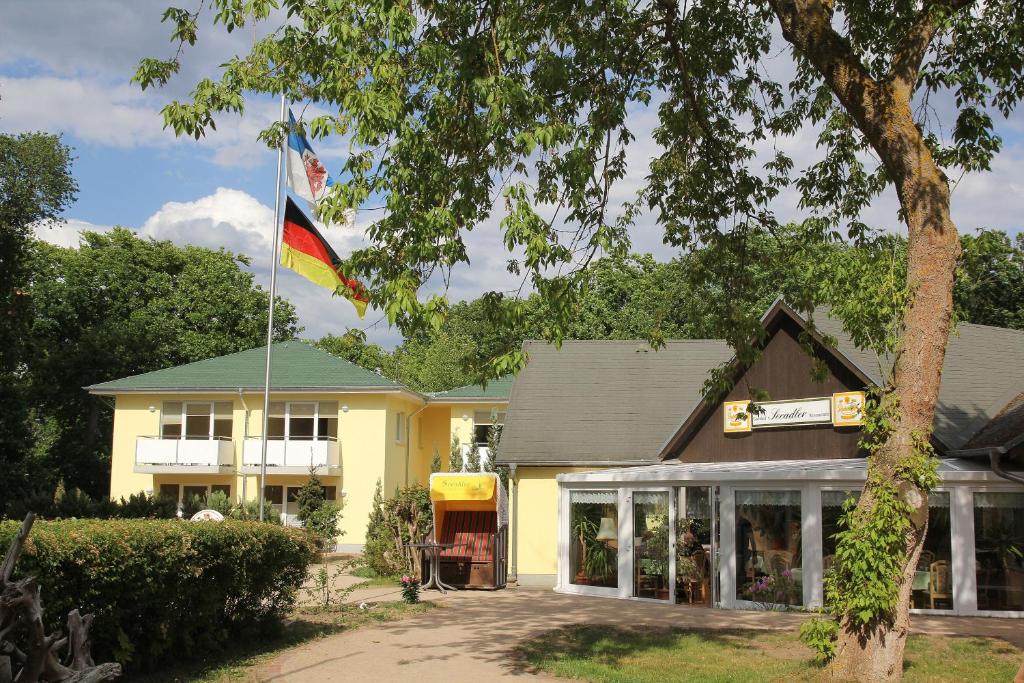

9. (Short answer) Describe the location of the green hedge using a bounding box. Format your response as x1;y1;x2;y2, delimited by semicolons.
0;518;316;671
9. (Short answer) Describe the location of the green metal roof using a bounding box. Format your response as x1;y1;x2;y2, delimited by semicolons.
429;375;514;401
87;341;403;392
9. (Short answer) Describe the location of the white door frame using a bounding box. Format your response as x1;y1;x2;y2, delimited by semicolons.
622;487;675;603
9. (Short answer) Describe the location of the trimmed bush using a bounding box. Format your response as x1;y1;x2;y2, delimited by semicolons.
0;518;316;671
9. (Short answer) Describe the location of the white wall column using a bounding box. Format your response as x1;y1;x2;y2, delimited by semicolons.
719;486;736;608
803;484;823;608
618;488;632;599
951;485;977;615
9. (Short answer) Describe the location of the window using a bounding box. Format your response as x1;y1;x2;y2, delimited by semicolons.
974;492;1024;611
569;490;618;588
318;402;338;440
289;403;316;440
161;402;183;438
912;491;953;610
159;484;180;501
183;485;208;503
395;412;406;443
161;401;232;439
735;490;802;605
821;489;860;571
211;484;231;497
267;401;338;440
473;410;506;447
322;486;337;501
264;485;284;505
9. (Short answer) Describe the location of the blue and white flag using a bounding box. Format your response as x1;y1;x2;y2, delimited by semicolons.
286;110;333;204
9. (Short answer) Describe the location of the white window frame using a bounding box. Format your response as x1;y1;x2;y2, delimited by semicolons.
960;484;1024;618
269;401;337;441
472;410;506;447
162;401;231;440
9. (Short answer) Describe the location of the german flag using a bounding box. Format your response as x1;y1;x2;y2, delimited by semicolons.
280;197;368;318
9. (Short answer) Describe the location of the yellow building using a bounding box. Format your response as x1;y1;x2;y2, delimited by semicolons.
89;341;510;551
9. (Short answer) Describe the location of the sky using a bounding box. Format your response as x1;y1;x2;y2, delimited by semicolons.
2;1;1022;347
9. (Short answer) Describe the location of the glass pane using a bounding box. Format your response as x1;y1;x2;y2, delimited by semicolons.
286;487;301;503
269;402;286;417
322;486;337;501
677;486;713;606
267;417;285;439
822;490;859;573
736;490;803;605
158;484;180;501
473;424;490;446
213;418;232;439
634;491;670;600
974;492;1024;611
211;484;231;498
185;414;211;439
214;401;232;418
289;415;315;440
264;485;283;505
186;403;210;415
570;490;618;588
290;403;316;417
161;402;182;438
318;417;338;440
183;486;207;504
912;491;953;610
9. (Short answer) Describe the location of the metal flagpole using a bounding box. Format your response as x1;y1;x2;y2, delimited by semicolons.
258;94;287;522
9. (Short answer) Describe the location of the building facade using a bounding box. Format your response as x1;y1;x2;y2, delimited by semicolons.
91;341;509;550
498;301;1024;617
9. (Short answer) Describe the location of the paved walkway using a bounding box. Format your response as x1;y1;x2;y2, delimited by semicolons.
253;586;1024;682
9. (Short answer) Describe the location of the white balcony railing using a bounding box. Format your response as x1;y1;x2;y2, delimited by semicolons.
135;437;233;467
242;438;340;470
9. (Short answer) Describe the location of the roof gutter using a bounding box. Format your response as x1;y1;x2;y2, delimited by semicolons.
949;441;1024;486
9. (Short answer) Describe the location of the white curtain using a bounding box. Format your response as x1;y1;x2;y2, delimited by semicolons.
735;489;800;507
570;490;616;505
974;492;1024;508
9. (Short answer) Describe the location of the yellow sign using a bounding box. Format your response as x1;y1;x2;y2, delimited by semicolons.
429;474;496;502
832;391;866;427
724;400;752;433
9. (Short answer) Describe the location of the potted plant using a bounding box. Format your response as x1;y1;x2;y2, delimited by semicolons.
572;512;599;584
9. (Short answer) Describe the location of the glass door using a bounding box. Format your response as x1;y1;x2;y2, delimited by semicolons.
633;490;671;600
676;486;715;606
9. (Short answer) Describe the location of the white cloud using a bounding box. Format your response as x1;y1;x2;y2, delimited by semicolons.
0;76;281;169
33;218;115;248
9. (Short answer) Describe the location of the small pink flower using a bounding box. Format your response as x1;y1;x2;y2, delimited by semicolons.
782;568;793;578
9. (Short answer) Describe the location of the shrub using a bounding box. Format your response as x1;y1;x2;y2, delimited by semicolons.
0;518;316;671
799;616;839;664
400;575;420;604
294;470;342;549
230;498;282;524
363;483;432;578
114;492;178;519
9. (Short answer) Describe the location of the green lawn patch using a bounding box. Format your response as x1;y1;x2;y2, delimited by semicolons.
517;625;1022;683
133;600;436;683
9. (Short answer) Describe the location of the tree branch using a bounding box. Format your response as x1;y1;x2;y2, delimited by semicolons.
888;0;975;97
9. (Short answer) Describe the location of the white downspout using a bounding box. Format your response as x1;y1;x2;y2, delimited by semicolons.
406;403;429;486
238;388;250;502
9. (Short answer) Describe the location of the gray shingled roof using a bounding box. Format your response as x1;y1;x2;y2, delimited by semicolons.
499;305;1024;465
962;392;1024;450
497;340;732;465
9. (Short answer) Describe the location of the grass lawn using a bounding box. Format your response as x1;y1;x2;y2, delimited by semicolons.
133;599;435;683
348;563;402;588
518;625;1023;683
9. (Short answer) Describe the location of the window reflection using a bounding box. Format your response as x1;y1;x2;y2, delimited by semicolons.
974;492;1024;611
570;490;618;588
736;490;802;606
912;491;953;610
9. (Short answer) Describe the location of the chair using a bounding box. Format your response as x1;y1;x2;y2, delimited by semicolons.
928;560;952;610
917;550;935;571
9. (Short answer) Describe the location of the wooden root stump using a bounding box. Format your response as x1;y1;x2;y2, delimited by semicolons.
0;514;122;683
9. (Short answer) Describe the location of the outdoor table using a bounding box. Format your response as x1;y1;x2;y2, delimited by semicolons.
406;542;457;593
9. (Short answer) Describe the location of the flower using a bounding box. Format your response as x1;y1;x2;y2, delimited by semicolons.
401;575;411;584
782;568;793;578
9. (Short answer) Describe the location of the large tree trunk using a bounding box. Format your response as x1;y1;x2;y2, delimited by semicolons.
829;114;961;681
764;1;965;679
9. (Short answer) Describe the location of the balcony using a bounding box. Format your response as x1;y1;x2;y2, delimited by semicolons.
135;437;234;473
241;438;341;475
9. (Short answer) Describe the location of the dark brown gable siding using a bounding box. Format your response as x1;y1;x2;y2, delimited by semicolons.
677;316;868;463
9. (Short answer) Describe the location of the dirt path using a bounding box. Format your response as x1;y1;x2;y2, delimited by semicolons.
250;586;1024;682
